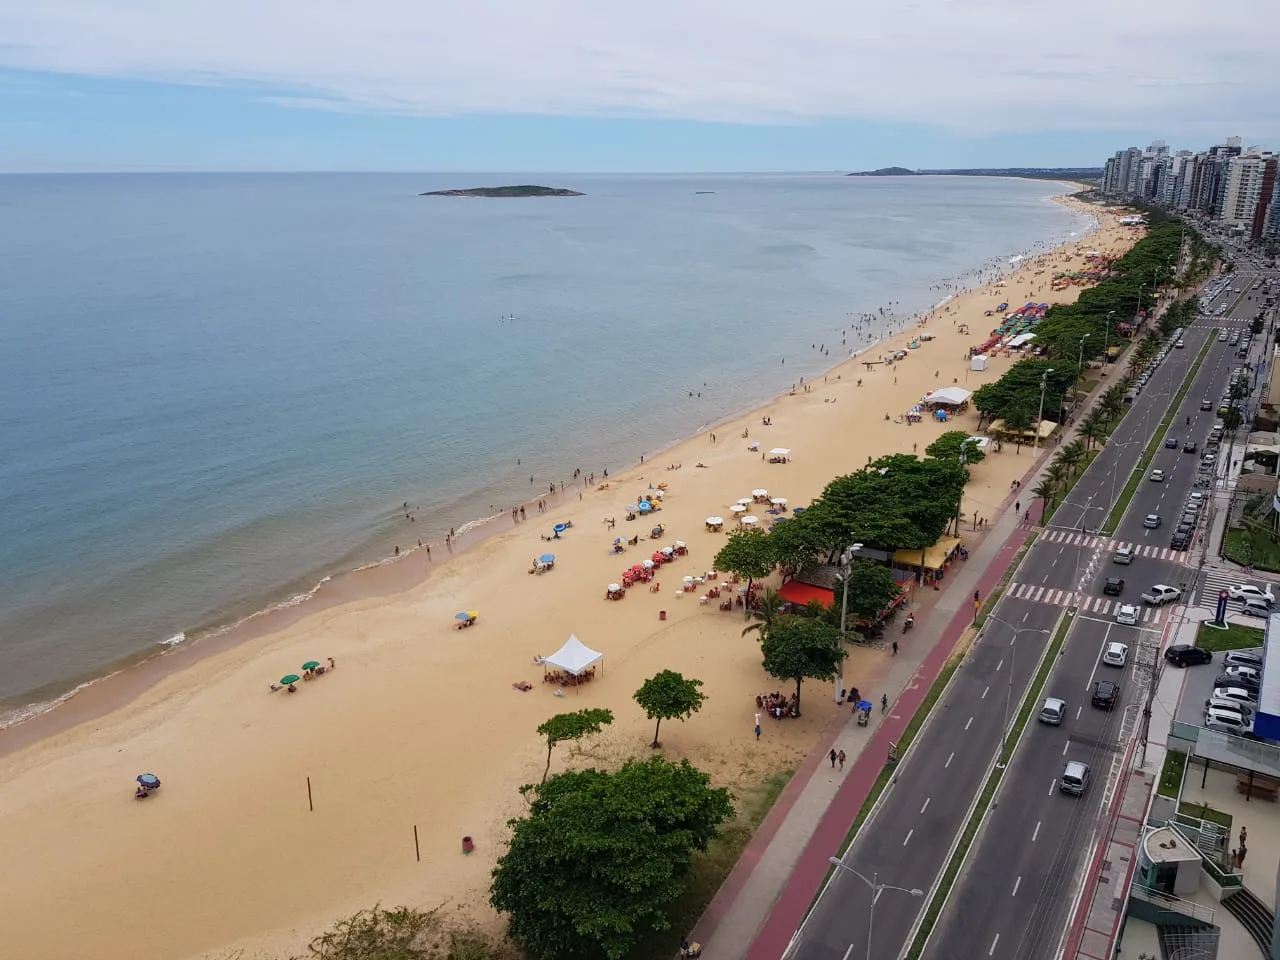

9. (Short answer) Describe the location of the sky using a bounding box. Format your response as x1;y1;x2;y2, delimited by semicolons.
2;0;1278;172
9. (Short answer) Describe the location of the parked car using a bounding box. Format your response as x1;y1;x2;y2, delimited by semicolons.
1211;686;1259;709
1103;577;1125;596
1183;440;1198;453
1215;672;1260;693
1223;663;1262;684
1223;651;1263;669
1207;696;1255;718
1165;644;1212;667
1092;680;1119;709
1204;707;1253;736
1102;641;1129;666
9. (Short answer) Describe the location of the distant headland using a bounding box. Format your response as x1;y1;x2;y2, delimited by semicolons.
419;185;585;198
845;167;1104;182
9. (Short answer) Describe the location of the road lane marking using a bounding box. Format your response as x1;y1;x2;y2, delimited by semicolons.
1063;739;1071;756
1021;611;1029;623
996;658;1004;672
946;751;955;768
842;945;855;960
921;797;931;814
982;686;989;699
965;716;973;730
1076;706;1082;720
990;933;1000;955
904;829;913;847
1033;821;1041;841
1012;876;1021;897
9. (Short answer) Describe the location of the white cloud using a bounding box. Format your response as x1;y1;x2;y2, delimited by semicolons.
1;0;1277;135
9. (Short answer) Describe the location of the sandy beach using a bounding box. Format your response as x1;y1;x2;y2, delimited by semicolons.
0;196;1143;960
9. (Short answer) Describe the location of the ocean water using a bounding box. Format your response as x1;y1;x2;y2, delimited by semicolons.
0;172;1090;718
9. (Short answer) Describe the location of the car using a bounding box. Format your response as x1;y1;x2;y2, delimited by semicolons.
1202;399;1214;410
1204;707;1253;735
1224;650;1264;669
1103;577;1125;596
1228;584;1275;604
1201;453;1218;467
1143;514;1162;529
1142;584;1183;605
1223;663;1262;684
1176;339;1186;348
1060;760;1091;796
1165;644;1213;667
1171;533;1191;550
1165;436;1179;449
1188;492;1205;506
1039;697;1066;725
1092;680;1119;709
1207;696;1254;719
1179;513;1198;528
1183;441;1198;454
1115;605;1139;626
1150;469;1165;482
1103;640;1130;665
1241;598;1272;618
1215;672;1260;693
1217;334;1229;343
1212;686;1259;709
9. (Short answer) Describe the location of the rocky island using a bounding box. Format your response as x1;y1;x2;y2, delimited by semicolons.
419;185;584;197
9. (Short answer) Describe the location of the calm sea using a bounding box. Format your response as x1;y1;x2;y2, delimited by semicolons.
0;172;1091;719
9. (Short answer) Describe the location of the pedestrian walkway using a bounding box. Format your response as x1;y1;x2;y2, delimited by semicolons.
1003;581;1172;623
1038;528;1191;561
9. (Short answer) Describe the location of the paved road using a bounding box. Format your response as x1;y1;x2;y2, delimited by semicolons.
918;269;1264;960
786;273;1252;960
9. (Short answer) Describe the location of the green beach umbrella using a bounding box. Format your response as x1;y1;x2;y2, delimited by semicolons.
302;661;321;671
280;674;301;685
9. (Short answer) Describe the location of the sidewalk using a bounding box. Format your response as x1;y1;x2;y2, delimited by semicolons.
693;462;1045;960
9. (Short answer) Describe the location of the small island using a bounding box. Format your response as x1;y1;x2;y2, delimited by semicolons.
419;185;584;198
845;167;919;177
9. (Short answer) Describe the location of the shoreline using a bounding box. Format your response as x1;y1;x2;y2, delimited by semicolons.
0;193;1140;960
0;190;1099;752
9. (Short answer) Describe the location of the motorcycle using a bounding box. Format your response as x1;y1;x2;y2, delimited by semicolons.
902;614;915;634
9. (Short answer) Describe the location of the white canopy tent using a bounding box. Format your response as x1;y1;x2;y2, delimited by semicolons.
924;386;972;406
543;634;604;676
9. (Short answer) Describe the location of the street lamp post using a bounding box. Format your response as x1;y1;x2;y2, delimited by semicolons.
983;613;1052;769
1074;335;1091;414
826;857;924;960
835;542;865;703
1103;311;1116;376
1032;368;1054;455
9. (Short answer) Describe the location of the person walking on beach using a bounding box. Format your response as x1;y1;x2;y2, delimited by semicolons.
754;713;761;740
829;748;838;768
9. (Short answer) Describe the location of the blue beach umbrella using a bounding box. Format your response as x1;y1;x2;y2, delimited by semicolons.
455;612;473;621
540;554;555;564
554;523;567;533
136;774;161;788
625;505;637;512
855;700;873;713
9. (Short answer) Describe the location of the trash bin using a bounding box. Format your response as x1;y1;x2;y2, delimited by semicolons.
659;610;667;621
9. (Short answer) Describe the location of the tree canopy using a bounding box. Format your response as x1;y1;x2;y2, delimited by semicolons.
972;359;1075;425
634;670;707;748
836;560;903;622
535;708;614;783
761;615;845;715
490;757;733;960
713;527;776;588
925;430;987;465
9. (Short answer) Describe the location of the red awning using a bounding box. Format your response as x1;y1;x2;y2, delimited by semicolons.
778;581;835;608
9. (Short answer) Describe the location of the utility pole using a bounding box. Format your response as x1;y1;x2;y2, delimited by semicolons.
834;542;864;703
1033;368;1054;455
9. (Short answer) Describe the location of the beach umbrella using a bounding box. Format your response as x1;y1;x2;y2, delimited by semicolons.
631;564;645;573
661;546;674;556
302;660;321;670
454;613;471;622
652;552;665;562
855;700;873;712
638;502;651;513
741;515;758;525
136;774;161;788
608;583;621;592
468;610;478;619
771;497;787;506
614;537;624;545
730;504;747;514
280;674;301;685
752;489;768;498
737;497;753;505
625;505;637;512
642;560;654;569
540;554;555;564
707;516;724;526
553;523;567;533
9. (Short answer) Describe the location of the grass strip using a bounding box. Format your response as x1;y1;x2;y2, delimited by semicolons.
1195;621;1264;652
904;612;1071;960
1101;332;1215;535
1158;749;1187;799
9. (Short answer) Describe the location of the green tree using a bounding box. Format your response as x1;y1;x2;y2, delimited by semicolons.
835;560;902;622
768;511;830;572
1222;406;1244;431
1057;440;1087;476
760;615;845;716
535;708;614;783
741;587;785;640
634;670;707;748
1031;479;1056;516
926;430;987;465
1004;405;1034;453
490;757;733;960
1079;409;1108;449
713;527;776;595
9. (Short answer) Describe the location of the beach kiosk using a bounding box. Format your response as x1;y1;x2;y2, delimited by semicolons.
543;635;604;692
768;447;791;464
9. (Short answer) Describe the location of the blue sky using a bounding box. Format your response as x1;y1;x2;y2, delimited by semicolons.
1;0;1276;173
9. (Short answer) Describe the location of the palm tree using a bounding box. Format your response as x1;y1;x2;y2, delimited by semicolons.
1079;410;1108;450
1005;406;1034;454
1045;460;1069;488
742;588;785;642
1058;440;1087;475
1031;479;1057;518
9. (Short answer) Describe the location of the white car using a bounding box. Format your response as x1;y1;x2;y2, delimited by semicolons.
1149;469;1165;483
1205;706;1252;735
1115;605;1139;626
1229;584;1275;605
1143;514;1162;529
1102;641;1130;666
1224;664;1262;684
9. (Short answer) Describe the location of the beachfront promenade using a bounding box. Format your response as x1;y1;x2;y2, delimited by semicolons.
694;449;1048;960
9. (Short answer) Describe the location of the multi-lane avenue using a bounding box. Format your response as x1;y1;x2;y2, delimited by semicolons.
787;263;1268;960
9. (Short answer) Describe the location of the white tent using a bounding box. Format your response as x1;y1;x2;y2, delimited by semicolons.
544;634;604;676
924;387;972;406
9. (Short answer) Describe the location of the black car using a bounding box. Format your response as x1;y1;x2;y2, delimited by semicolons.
1103;577;1125;596
1165;437;1179;449
1215;672;1260;693
1171;533;1191;550
1201;399;1214;411
1092;680;1119;710
1165;644;1213;667
1183;441;1198;454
